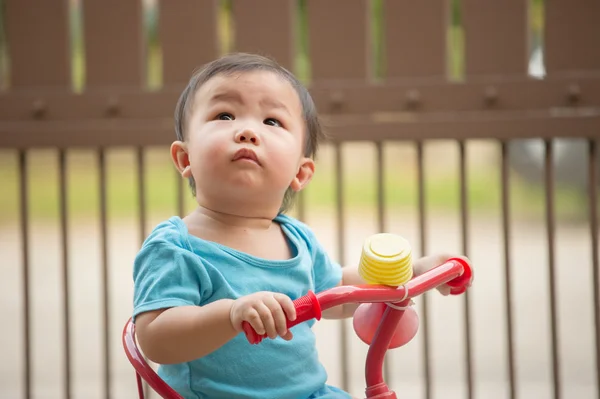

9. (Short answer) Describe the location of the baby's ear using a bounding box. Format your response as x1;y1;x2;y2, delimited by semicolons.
290;157;315;192
170;141;191;178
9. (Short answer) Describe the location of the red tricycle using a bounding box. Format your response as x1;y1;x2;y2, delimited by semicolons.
122;257;472;399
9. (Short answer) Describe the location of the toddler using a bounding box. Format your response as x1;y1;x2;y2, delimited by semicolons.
133;53;467;399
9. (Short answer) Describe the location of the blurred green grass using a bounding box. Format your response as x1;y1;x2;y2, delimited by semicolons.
0;143;589;225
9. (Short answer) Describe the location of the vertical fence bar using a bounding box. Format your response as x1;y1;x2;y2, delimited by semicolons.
458;140;473;399
589;139;600;399
232;0;295;71
544;139;560;399
159;0;218;86
18;150;31;399
4;0;70;88
375;142;385;236
501;141;517;399
462;0;527;76
416;141;432;399
135;146;150;398
334;141;349;392
137;147;147;244
306;0;369;82
98;149;110;399
83;0;144;88
374;141;390;383
382;1;446;79
58;149;71;399
545;0;600;74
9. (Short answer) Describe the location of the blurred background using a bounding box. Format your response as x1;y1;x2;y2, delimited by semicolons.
1;0;599;398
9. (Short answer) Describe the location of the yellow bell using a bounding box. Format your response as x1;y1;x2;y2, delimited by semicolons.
358;233;413;286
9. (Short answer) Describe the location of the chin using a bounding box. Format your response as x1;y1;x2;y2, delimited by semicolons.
228;173;271;191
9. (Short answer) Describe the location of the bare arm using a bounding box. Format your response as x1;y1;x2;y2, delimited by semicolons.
135;291;296;365
322;267;365;319
135;299;236;365
412;253;462;295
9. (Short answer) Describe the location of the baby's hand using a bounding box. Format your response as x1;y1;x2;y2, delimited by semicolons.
413;254;473;296
230;292;297;341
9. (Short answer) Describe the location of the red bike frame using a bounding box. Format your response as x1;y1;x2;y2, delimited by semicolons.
123;258;472;399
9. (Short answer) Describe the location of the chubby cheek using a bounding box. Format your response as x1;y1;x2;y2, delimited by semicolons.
269;149;302;185
188;137;229;177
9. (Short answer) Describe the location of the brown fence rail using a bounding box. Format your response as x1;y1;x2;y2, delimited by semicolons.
1;1;599;399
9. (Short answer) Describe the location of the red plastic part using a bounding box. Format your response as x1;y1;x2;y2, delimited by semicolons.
122;318;184;399
365;382;398;399
317;257;468;313
243;290;322;344
445;257;473;295
353;303;419;349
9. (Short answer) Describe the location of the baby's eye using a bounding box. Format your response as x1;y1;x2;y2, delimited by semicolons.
216;112;234;121
264;118;282;127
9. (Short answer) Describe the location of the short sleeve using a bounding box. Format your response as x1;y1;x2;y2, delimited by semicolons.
295;223;342;293
311;239;343;293
132;242;208;321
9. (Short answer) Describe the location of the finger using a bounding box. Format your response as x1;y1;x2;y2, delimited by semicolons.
245;309;266;336
256;302;278;339
450;285;467;295
281;330;294;341
437;284;451;296
274;293;296;322
265;296;288;336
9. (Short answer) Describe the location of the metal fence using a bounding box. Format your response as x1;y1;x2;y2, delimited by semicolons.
1;1;599;398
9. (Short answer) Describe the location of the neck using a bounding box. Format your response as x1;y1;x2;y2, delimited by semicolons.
190;205;275;230
192;189;283;226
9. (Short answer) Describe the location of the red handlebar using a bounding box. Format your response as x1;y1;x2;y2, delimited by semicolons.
446;257;473;295
242;257;472;345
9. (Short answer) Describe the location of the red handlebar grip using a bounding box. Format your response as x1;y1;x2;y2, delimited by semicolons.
242;291;322;345
446;257;473;295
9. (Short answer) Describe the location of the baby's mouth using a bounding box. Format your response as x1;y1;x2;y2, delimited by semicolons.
232;148;261;165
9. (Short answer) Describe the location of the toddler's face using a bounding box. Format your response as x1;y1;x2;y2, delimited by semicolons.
179;70;312;213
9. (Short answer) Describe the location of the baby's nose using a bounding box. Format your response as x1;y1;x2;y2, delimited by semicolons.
235;128;260;145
